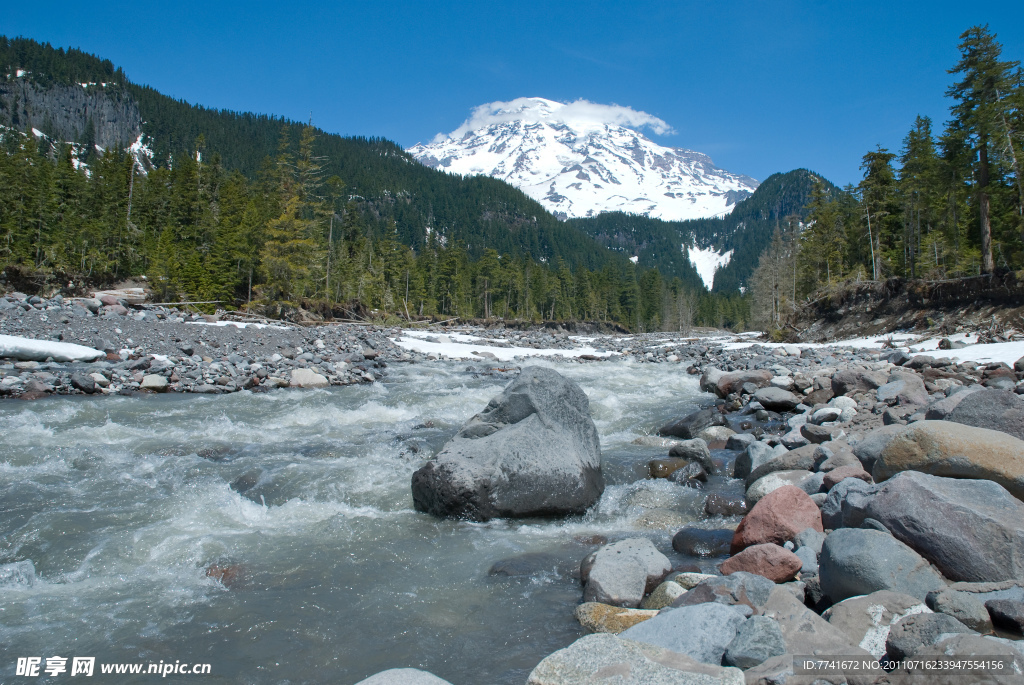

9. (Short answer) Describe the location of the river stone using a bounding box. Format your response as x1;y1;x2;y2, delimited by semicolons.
574;602;658;634
795;545;818;575
354;669;452;685
721;544;802;583
801;424;846;444
864;471;1024;583
725;433;756;451
696;425;735;443
141;374;169;392
851;424;907;472
703;493;747;518
584;538;672;607
732;441;784;480
925;384;983;420
745;443;818;486
876;371;930;406
795;528;826;554
926;589;994;633
820;477;880;530
670;572;775;611
872;420;1024;501
821;590;931;658
618;601;747;665
817;448;862;472
759;585;872;658
819;528;945;603
526;633;745;685
886;612;975;660
722;616;787;669
667;438;714;473
832;369;888;396
659;408;715;440
811;407;842;424
70;372;97;393
667;462;707;486
731;485;822;554
946;388;1024;440
704;368;773;398
986;599;1024;634
745;470;817;505
753;386;802;412
822;464;872;490
289;368;328;388
411;367;603;520
891;634;1024;683
649;458;690;479
673;527;733;557
488;552;563;577
641;580;686;610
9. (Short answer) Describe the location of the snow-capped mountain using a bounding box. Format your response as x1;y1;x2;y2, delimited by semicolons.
408;97;758;222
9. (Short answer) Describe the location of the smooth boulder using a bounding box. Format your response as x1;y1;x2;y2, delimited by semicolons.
819;528;945;603
618;602;747;665
354;669;452;685
752;386;802;412
659;408;715;440
821;590;930;658
872;420;1024;501
722;616;786;669
946;388;1024;441
885;612;975;660
583;538;672;608
864;471;1024;582
574;603;657;634
526;633;744;685
411;367;603;520
720;543;802;583
731;485;823;554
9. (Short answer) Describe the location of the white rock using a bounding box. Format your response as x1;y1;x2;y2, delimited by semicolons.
829;396;858;411
140;374;168;392
289;368;328;388
770;376;795;390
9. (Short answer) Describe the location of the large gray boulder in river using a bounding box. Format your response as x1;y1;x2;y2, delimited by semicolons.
411;366;603;520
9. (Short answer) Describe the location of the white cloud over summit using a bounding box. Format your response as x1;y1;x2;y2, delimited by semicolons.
432;97;676;143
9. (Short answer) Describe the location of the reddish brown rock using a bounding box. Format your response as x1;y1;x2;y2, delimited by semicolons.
721;543;802;583
731;485;823;554
823;464;873;491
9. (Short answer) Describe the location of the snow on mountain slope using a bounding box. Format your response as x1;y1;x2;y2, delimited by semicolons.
408;97;758;222
687;245;733;290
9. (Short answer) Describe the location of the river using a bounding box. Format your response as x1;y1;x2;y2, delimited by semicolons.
0;359;737;684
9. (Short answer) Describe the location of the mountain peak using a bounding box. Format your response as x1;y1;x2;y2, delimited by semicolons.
409;97;757;221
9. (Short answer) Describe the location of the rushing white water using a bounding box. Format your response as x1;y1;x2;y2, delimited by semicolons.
0;360;733;684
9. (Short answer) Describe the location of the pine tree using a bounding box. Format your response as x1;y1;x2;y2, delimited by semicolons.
947;25;1021;274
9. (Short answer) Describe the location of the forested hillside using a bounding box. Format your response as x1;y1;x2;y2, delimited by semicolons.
748;25;1024;333
567;169;834;293
0;36;751;330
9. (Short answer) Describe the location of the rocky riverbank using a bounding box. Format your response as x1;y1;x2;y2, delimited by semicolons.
358;343;1024;684
0;292;406;398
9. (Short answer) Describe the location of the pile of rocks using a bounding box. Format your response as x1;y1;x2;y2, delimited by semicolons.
0;292;406;398
521;352;1024;683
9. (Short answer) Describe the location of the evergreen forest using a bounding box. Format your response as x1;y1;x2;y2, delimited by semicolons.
748;25;1024;331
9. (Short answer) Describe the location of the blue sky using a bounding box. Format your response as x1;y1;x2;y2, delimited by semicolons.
3;1;1022;187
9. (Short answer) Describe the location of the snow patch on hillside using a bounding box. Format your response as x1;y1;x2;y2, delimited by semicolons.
687;245;733;290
